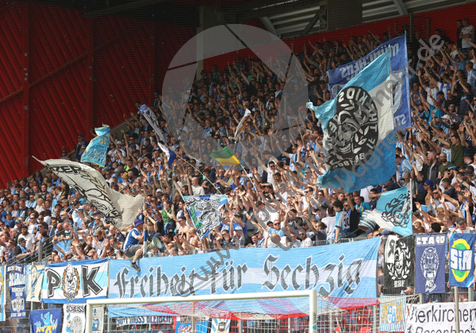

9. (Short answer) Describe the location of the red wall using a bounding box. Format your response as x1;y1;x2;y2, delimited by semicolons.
203;2;476;71
0;1;194;187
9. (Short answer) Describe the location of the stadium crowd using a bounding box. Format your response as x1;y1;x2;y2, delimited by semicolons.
0;19;475;298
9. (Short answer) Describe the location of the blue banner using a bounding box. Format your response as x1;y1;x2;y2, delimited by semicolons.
109;238;381;309
81;125;110;167
175;319;208;333
7;264;25;287
310;51;396;193
30;309;62;333
41;259;108;303
327;35;411;129
415;234;446;294
10;285;26;319
449;233;475;288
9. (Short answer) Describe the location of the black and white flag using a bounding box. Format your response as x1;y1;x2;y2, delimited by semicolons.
383;235;414;294
35;158;143;230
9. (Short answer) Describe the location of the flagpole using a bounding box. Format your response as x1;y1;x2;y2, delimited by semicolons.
455;286;460;333
174;154;222;194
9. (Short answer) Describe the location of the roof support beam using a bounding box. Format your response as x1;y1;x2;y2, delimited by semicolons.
392;0;408;15
84;0;167;18
300;9;320;37
234;0;316;22
260;16;279;37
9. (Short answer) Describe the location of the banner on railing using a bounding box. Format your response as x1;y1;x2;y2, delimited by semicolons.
109;238;381;306
29;309;62;333
62;304;86;333
26;264;45;302
415;234;446;294
41;259;108;304
116;316;173;327
405;302;476;333
448;233;475;288
8;264;25;287
379;296;406;332
10;285;26;319
8;264;26;319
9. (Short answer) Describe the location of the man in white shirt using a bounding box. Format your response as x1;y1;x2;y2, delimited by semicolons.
300;231;313;247
460;18;475;54
454;217;474;234
18;225;35;251
191;177;205;196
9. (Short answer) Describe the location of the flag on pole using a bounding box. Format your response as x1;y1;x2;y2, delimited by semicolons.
157;142;176;168
361;184;413;236
81;125;110;167
308;51;396;193
34;158;144;231
234;109;252;138
209;146;240;166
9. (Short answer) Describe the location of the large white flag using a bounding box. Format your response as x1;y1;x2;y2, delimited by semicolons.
234;109;252;138
35;158;143;230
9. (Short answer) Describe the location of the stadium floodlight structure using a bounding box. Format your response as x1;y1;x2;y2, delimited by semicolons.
86;290;319;333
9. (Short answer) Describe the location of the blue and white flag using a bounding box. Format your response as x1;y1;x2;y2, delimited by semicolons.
158;142;176;168
183;194;228;239
449;233;475;288
415;234;446;294
361;185;413;236
327;35;411;128
54;239;73;258
41;259;108;304
211;318;231;333
81;125;110;167
10;285;26;319
30;309;62;333
140;104;166;143
26;264;45;302
310;51;396;193
7;264;25;287
108;238;381;305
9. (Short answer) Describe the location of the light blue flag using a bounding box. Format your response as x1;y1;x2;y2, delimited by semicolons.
328;35;411;129
308;51;396;193
361;184;413;236
81;125;110;167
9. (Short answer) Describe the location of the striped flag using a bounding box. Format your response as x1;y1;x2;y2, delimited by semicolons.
209;146;240;166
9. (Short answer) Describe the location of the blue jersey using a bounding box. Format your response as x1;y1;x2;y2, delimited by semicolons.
123;228;141;251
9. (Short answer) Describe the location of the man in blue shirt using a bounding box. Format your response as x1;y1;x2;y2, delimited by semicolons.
124;219;162;272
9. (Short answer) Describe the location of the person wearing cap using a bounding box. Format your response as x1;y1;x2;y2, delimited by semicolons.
14;237;32;263
18;224;35;252
123;219;161;272
453;216;475;234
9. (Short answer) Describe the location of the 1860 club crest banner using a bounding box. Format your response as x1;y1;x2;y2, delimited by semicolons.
384;235;414;294
35;158;144;231
415;234;446;294
41;259;108;303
